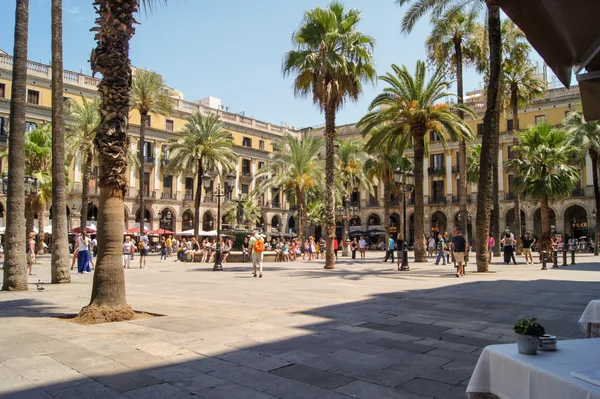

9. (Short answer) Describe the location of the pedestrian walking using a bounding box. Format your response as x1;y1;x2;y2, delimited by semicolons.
501;233;516;265
521;231;536;264
358;235;367;259
383;235;395;262
434;232;446;265
350;238;358;259
166;235;172;258
428;236;436;257
333;237;339;261
123;236;135;268
77;233;92;274
249;229;265;278
487;232;495;263
505;228;517;264
26;232;36;275
242;237;249;262
139;232;149;268
451;226;468;277
160;236;167;262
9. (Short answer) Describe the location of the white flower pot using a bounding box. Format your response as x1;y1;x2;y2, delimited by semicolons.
517;333;539;355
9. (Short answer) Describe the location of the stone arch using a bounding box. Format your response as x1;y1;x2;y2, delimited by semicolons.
532;206;557;238
182;209;194;231
564;204;589;239
389;213;400;233
349;215;361;227
271;215;282;232
503;207;526;236
159;207;176;232
452;211;474;239
430;210;448;235
87;202;99;221
202;210;216;231
367;213;382;226
287;215;296;232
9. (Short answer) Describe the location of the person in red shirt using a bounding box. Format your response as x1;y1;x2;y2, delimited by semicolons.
333;237;339;261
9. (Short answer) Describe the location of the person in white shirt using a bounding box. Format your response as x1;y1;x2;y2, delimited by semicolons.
358;236;367;259
77;234;92;274
123;236;135;268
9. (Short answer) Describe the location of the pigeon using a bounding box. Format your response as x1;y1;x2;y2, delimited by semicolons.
36;280;45;291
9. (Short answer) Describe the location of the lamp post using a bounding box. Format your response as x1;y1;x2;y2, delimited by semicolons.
202;171;235;271
0;173;38;195
160;211;172;236
394;167;415;271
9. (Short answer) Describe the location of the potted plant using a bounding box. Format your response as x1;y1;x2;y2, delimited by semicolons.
513;317;546;355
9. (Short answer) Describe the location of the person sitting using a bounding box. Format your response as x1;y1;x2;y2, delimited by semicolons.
201;239;210;263
177;238;187;262
208;239;216;263
221;238;231;264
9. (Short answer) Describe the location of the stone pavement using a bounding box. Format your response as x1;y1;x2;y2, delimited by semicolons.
0;250;599;398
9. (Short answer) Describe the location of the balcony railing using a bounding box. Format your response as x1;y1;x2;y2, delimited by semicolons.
452;195;473;204
140;190;155;199
572;188;585;197
144;156;155;165
184;193;194;201
203;195;216;203
427;167;446;177
240;172;253;179
428;197;446;205
366;199;380;208
161;192;174;200
258;199;266;207
272;201;281;209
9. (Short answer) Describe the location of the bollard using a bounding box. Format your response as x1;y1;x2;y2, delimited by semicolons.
553;249;558;268
541;250;547;270
562;249;568;266
571;249;576;265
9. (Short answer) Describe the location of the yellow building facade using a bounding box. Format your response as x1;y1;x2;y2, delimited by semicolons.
313;85;593;241
0;52;300;235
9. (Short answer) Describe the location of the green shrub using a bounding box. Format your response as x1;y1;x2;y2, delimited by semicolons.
513;317;545;337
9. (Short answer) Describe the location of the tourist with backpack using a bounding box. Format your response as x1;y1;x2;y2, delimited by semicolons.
249;229;265;278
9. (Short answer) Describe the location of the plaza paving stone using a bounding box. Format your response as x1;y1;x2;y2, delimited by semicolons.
0;251;599;398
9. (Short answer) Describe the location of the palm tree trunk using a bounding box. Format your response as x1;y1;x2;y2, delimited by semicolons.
413;131;427;262
50;0;70;283
77;0;136;322
590;150;600;256
475;2;502;272
295;188;305;245
138;112;146;236
455;40;468;235
511;85;522;255
540;195;551;254
3;0;29;291
35;203;46;255
323;102;336;269
80;154;92;235
492;137;501;257
383;178;391;243
194;161;203;237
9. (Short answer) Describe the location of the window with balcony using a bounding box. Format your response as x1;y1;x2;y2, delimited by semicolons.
507;174;514;200
507;118;514;131
0;83;5;98
163;175;173;198
430;131;441;142
259;140;265;150
166;119;174;132
477;123;484;136
27;89;39;105
351;188;360;204
507;145;515;159
432;180;444;202
242;184;249;195
242;159;251;176
224;182;232;200
369;185;378;206
534;114;546;125
185;177;194;200
143;172;151;197
430;154;444;171
242;137;252;148
25;121;37;133
272;189;281;207
143;142;154;163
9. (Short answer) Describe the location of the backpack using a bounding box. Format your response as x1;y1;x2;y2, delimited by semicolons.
254;237;264;253
138;240;146;250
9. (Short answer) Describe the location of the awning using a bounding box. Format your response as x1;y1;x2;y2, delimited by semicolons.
496;0;600;120
147;229;176;235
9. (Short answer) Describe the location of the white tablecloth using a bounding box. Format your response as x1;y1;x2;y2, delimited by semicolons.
466;339;600;399
580;300;600;332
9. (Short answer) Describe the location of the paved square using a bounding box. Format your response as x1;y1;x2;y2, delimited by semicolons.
0;251;598;398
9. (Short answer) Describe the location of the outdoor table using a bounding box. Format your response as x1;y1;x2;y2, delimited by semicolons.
466;339;600;399
580;300;600;338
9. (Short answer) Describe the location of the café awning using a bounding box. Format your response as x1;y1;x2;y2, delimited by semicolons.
496;0;600;120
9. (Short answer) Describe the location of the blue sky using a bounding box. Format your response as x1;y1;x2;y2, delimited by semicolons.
1;0;546;128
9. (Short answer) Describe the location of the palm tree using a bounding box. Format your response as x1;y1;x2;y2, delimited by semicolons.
466;143;481;184
335;139;371;251
131;69;173;237
426;9;484;236
254;134;324;246
50;0;70;284
563;112;600;256
283;1;376;269
223;194;262;230
78;0;167;322
505;124;579;256
3;0;29;291
66;96;101;237
397;0;503;272
166;112;236;237
502;19;545;255
357;61;474;262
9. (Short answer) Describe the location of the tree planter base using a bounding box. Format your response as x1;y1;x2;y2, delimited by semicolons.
516;334;539;355
73;305;137;325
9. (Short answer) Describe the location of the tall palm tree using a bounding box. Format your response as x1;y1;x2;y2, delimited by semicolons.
563;112;600;256
426;9;484;236
51;0;70;284
254;134;324;246
166;112;236;237
506;124;579;256
3;0;29;291
397;0;503;272
131;69;173;237
335;138;371;252
66;96;101;237
283;1;376;269
78;0;167;322
223;194;262;230
357;61;474;262
502;19;544;255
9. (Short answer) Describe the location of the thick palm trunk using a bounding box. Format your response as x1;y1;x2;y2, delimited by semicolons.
590;151;600;256
540;195;551;255
194;161;204;237
455;40;468;235
492;137;501;257
413;132;427;262
138;112;147;236
295;188;305;245
78;0;136;322
3;0;29;291
383;179;391;242
323;103;336;269
511;86;522;255
50;0;70;283
35;203;46;255
475;2;502;272
80;155;92;235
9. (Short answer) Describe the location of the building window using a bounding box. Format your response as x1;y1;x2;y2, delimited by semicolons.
430;131;441;142
258;161;264;170
0;83;6;98
0;117;7;135
259;140;265;150
477;123;484;136
27;89;39;105
242;137;252;147
432;181;444;201
143;172;151;197
369;185;378;205
143;141;153;159
224;182;232;200
507;145;515;159
242;184;249;195
534;114;546;125
166;119;174;132
431;154;444;171
25;121;37;133
507;119;514;131
507;174;514;196
185;177;194;198
242;159;251;175
351;188;360;204
163;175;173;194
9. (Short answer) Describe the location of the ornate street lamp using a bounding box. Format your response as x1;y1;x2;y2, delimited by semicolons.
160;210;172;236
202;171;235;271
394;167;415;271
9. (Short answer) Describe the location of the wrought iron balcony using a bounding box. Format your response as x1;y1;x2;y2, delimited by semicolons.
272;201;281;209
184;193;194;201
428;197;446;205
161;192;174;200
427;166;446;177
143;156;155;165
